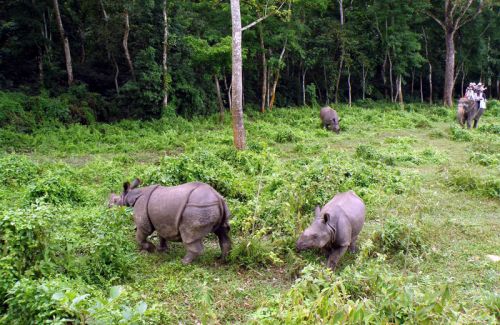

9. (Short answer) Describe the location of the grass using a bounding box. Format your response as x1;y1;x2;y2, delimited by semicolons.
0;101;499;323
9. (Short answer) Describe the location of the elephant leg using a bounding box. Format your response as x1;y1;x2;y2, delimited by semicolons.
136;228;155;252
348;236;358;253
215;226;231;261
466;117;472;129
326;246;348;271
157;236;168;253
182;240;204;264
473;119;479;128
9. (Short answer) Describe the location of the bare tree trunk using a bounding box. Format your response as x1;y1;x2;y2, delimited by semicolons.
335;56;343;103
302;68;307;106
38;52;44;88
420;73;423;103
123;10;135;80
323;63;330;104
52;0;73;86
443;30;455;106
215;75;224;123
397;74;403;106
382;53;388;99
162;0;169;110
230;0;246;150
224;74;231;108
428;62;433;105
411;69;414;99
112;54;119;94
259;28;267;113
347;66;352;107
269;40;287;110
388;52;394;102
79;27;85;64
497;78;499;99
461;69;466;97
361;62;367;100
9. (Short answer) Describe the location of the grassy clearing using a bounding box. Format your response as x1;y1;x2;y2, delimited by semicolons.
0;101;499;323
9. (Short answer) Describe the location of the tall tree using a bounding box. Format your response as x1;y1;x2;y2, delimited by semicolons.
162;0;169;110
230;0;246;150
52;0;73;86
427;0;485;106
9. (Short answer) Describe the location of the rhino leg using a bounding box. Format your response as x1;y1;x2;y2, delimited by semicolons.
348;235;358;253
157;236;168;253
182;240;204;264
136;229;155;252
215;226;231;261
327;246;348;271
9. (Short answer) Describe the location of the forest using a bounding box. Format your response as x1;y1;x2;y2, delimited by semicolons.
1;0;499;123
0;0;499;324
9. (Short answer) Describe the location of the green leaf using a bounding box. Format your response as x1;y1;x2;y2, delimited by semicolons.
135;301;148;314
109;286;123;300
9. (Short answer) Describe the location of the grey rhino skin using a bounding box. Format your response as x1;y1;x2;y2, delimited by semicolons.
109;179;231;264
296;190;365;271
457;97;484;129
320;106;340;134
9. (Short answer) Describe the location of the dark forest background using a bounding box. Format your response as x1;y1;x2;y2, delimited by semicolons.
0;0;498;125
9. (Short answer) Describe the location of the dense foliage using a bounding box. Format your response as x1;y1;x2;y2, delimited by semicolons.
0;101;498;322
1;0;499;122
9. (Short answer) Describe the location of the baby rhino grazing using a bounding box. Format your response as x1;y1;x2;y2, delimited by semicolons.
296;191;365;271
109;179;231;264
320;106;340;134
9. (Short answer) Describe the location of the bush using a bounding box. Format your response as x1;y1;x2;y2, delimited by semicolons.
229;237;282;268
446;168;500;199
450;126;472;142
27;170;84;205
370;217;427;258
251;260;489;324
0;155;39;186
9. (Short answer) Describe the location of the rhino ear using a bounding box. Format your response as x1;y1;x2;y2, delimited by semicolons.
123;181;131;193
323;213;330;223
130;178;141;189
314;206;321;218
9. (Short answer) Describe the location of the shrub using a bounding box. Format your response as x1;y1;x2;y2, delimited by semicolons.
27;170;84;205
251;260;482;324
450;126;472;142
446;168;500;199
0;155;39;186
370;217;427;258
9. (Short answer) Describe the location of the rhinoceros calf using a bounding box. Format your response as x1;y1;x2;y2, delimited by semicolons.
109;179;231;264
320;106;340;134
296;191;365;270
457;97;484;129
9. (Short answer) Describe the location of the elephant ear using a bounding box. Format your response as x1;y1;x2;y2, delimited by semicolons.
125;190;142;207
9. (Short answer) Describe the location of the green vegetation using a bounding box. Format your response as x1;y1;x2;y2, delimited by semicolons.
1;102;499;323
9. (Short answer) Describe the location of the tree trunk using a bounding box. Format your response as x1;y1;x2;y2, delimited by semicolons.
302;68;307;106
420;73;423;103
388;52;394;102
443;30;455;106
162;0;169;110
112;54;119;94
347;66;351;107
269;40;287;110
497;78;499;99
428;62;433;105
52;0;73;86
215;75;224;123
38;52;44;89
79;27;85;64
397;74;403;106
230;0;246;150
224;74;232;109
461;70;465;97
334;56;343;103
323;63;330;104
361;62;367;100
410;69;414;99
123;10;135;80
259;28;267;113
382;53;388;99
